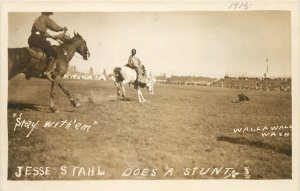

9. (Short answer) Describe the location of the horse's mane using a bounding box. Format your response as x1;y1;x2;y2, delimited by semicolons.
58;34;80;45
62;37;76;45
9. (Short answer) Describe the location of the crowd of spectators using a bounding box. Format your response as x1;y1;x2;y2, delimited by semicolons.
155;75;291;92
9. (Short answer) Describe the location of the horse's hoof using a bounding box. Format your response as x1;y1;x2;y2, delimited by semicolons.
50;107;59;113
71;101;80;107
53;110;60;113
25;75;32;80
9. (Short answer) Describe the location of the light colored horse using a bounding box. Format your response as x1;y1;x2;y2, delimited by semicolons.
113;66;154;102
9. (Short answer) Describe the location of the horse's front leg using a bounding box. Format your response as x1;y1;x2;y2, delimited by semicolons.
151;83;154;95
137;86;146;102
148;82;154;95
49;77;59;113
57;78;80;107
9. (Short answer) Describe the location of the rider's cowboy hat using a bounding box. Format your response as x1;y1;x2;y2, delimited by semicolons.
41;12;53;15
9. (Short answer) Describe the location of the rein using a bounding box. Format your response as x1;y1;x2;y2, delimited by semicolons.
60;39;80;62
62;48;70;62
58;34;88;62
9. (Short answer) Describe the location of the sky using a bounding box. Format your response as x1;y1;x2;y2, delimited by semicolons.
8;11;291;78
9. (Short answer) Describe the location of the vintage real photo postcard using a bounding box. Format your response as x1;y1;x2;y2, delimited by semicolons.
0;1;300;191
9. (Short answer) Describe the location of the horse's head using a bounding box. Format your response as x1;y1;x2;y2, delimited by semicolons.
72;32;90;60
145;78;155;95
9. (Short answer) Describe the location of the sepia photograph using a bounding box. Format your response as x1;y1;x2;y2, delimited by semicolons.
1;1;300;191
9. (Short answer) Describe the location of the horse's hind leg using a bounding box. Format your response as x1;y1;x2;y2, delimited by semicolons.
114;81;121;96
120;82;126;98
49;79;59;113
57;78;80;107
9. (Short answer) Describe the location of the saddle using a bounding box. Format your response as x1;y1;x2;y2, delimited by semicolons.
26;47;48;63
24;47;49;80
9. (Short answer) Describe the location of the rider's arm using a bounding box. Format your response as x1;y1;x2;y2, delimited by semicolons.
44;31;54;39
45;17;64;32
44;32;60;40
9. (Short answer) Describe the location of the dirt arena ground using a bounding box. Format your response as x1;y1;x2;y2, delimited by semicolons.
7;77;292;180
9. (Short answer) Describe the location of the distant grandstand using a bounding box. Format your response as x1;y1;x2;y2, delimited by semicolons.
211;76;291;92
154;71;291;92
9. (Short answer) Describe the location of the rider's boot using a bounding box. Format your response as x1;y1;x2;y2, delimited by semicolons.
43;57;55;82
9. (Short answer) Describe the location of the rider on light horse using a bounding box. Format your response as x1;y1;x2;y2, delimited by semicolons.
28;12;67;81
126;49;147;85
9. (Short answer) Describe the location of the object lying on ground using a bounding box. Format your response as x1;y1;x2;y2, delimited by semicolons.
232;93;250;103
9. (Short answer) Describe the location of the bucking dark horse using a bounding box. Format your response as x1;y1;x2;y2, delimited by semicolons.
8;32;90;113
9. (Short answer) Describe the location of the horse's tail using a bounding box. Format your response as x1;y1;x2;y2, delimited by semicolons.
8;48;33;79
113;67;120;75
113;67;124;82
